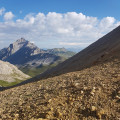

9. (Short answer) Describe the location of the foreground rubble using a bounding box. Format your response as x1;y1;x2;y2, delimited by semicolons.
0;58;120;120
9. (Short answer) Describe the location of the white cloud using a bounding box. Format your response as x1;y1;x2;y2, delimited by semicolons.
4;12;14;20
0;11;120;49
59;42;91;46
100;17;115;28
0;7;5;16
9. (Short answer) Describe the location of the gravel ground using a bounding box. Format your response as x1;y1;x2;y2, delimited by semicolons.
0;58;120;120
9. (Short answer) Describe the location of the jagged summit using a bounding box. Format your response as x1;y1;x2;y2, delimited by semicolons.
16;38;28;43
9;37;42;54
8;38;29;55
0;38;40;61
15;38;40;50
0;38;60;68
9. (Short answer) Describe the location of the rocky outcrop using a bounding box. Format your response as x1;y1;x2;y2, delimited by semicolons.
0;60;30;82
0;38;60;68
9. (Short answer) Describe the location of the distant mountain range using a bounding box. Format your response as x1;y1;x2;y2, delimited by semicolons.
67;47;83;53
0;38;75;76
47;48;75;58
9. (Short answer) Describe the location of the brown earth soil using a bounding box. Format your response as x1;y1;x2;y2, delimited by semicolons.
0;58;120;120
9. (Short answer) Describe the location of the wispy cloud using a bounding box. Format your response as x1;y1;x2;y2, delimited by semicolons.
0;7;5;16
0;9;120;49
59;42;91;46
4;11;14;20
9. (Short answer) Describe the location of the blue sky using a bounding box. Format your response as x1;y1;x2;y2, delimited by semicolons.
0;0;120;19
0;0;120;51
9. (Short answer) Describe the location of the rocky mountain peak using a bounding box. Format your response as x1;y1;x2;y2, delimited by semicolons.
0;38;44;60
7;38;28;55
13;38;41;51
0;38;75;71
16;37;27;43
13;38;28;48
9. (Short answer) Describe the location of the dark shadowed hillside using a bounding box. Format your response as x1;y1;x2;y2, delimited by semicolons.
39;25;120;78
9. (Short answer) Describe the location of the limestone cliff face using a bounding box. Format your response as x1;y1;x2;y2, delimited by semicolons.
0;60;30;82
0;38;60;68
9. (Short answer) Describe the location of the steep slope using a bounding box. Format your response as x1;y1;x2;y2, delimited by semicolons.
0;58;120;119
40;25;120;78
0;60;30;87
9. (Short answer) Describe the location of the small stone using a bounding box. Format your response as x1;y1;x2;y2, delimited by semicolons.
90;89;96;95
48;99;52;103
91;106;96;111
81;90;84;94
74;83;79;87
83;87;87;90
14;113;19;118
116;95;120;99
118;91;120;94
93;87;96;90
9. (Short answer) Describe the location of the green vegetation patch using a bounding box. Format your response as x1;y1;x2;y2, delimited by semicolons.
20;51;75;77
20;63;58;77
0;79;22;87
